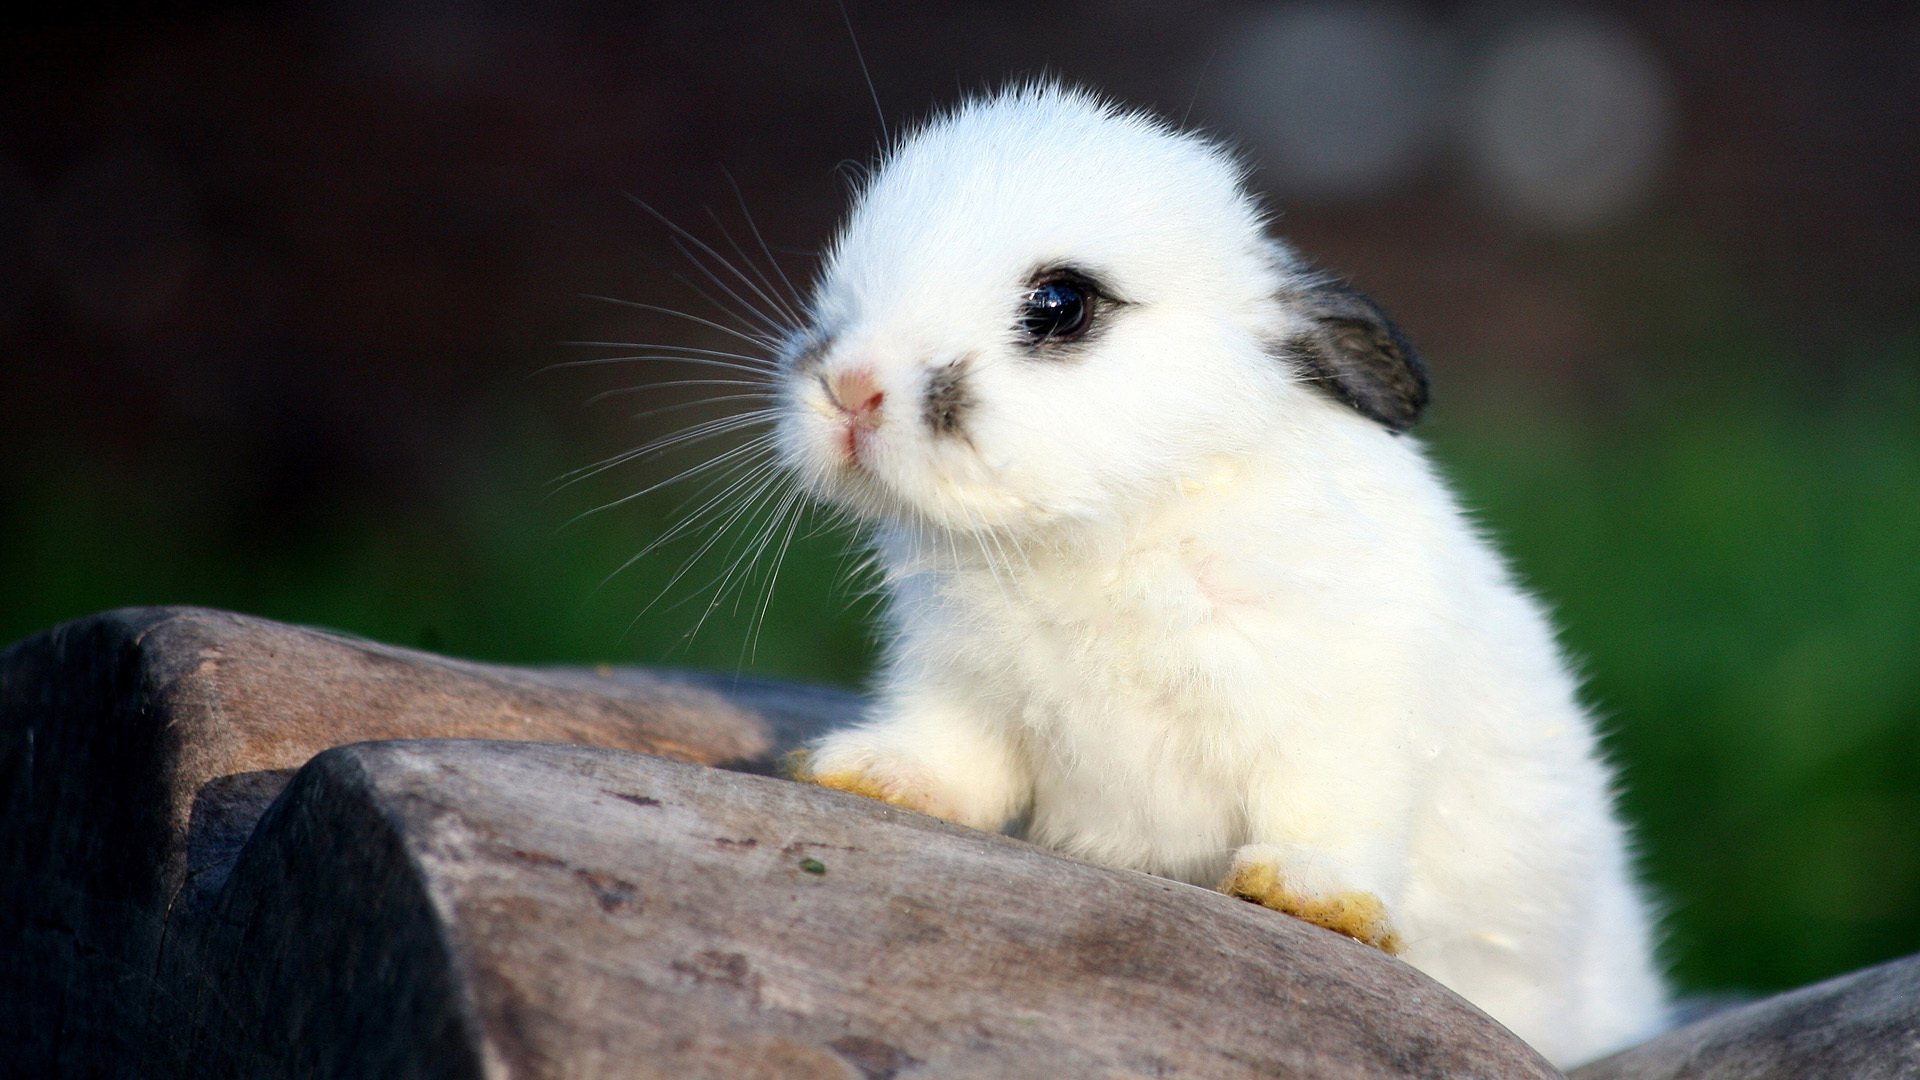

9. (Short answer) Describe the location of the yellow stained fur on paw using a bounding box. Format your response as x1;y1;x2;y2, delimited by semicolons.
1221;861;1404;954
810;770;905;805
785;750;936;816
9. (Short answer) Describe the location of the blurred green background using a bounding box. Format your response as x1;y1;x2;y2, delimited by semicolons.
4;3;1915;999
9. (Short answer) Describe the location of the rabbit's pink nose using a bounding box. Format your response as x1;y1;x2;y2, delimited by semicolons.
826;367;884;424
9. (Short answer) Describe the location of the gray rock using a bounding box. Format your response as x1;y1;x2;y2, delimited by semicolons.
53;605;1915;1076
0;607;849;1079
180;738;1561;1078
1572;951;1920;1080
1;608;1558;1077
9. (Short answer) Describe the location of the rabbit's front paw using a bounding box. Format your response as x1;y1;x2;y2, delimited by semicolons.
1221;844;1404;954
784;743;954;821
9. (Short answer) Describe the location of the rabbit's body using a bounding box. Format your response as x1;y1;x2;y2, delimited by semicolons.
759;84;1666;1065
855;414;1663;1063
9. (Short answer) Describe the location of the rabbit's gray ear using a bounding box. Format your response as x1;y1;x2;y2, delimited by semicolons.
1281;279;1429;433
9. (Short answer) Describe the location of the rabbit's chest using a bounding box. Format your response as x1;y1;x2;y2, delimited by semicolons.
984;533;1294;706
984;544;1269;879
936;528;1392;876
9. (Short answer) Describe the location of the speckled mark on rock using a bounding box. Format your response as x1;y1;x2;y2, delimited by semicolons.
671;950;764;1008
829;1035;922;1079
573;868;641;915
505;848;566;870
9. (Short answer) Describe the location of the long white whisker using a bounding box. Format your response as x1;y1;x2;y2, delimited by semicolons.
721;493;811;664
638;457;785;560
983;503;1031;578
705;201;805;328
627;411;772;453
610;458;787;595
670;232;792;338
623;476;788;643
566;184;828;666
657;469;797;632
669;251;787;340
629;195;801;336
721;168;810;316
938;511;965;596
557;340;776;365
556;425;774;502
584;381;770;407
837;0;888;146
551;414;768;489
548;355;777;379
730;481;805;619
669;264;782;339
652;447;784;527
964;501;1013;604
703;497;786;640
747;489;809;663
582;295;781;350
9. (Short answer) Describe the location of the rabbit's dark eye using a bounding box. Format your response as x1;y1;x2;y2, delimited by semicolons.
1018;278;1091;343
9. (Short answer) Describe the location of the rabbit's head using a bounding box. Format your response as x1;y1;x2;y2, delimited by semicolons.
778;84;1427;536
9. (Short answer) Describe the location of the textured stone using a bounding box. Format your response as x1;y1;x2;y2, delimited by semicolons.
49;605;1917;1076
0;607;850;1079
1572;952;1920;1080
0;609;1560;1077
176;739;1563;1078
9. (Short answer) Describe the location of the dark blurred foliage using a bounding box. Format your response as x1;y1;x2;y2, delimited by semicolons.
3;2;1916;998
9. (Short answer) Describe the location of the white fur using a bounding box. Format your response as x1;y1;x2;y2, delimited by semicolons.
775;84;1666;1066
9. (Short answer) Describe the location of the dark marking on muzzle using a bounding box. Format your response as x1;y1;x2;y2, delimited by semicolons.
924;356;973;437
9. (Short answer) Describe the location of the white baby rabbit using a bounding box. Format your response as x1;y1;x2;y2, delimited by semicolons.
768;83;1665;1066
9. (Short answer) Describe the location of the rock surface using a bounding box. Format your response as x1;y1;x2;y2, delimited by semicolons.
4;607;1914;1078
0;607;850;1080
179;738;1559;1078
1571;951;1920;1080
